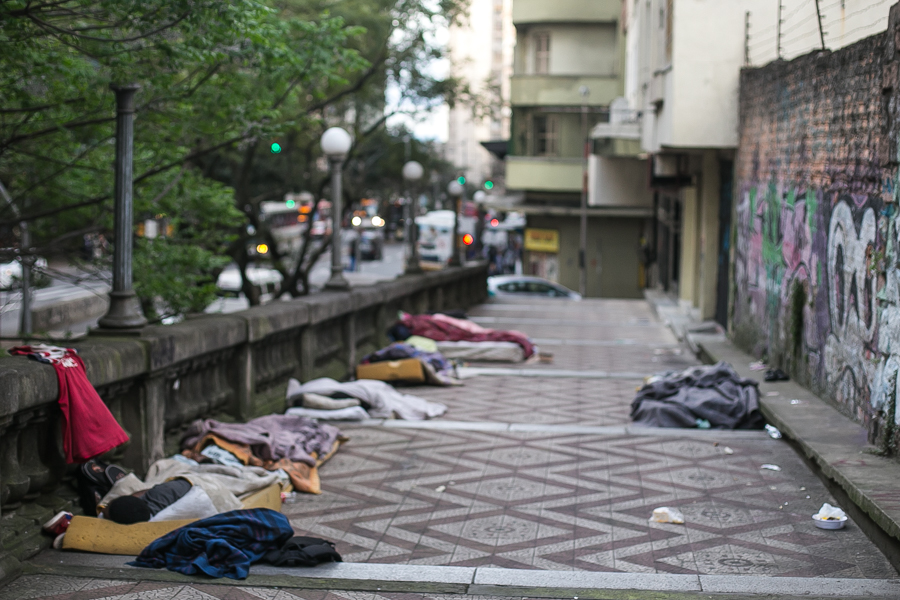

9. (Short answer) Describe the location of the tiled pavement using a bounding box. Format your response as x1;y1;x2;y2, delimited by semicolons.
281;297;896;579
4;296;898;598
398;376;639;425
287;427;895;578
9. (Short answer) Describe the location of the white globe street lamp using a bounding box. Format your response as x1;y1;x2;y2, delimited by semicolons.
321;127;352;290
447;180;465;267
403;160;424;275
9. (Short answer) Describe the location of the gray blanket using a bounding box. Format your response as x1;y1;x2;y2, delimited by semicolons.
181;414;342;466
630;362;764;430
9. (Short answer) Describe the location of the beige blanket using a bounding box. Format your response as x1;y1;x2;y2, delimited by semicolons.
98;458;283;515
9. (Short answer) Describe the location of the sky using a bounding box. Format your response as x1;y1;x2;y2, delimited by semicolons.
384;10;450;143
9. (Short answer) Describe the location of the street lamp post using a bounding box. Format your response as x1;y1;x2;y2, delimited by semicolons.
447;180;464;267
98;83;148;331
321;127;352;291
402;160;424;274
579;85;590;298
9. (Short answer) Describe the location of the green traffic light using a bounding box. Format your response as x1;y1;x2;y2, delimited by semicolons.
484;181;494;190
271;142;282;154
286;200;296;208
457;176;466;185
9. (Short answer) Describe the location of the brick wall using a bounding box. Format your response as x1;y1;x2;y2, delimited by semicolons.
733;5;900;453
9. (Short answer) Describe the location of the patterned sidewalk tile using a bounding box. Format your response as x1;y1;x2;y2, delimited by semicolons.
463;344;696;374
282;427;897;578
404;376;640;425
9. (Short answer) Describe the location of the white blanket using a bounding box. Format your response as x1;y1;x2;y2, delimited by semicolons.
286;377;447;420
285;406;369;421
435;340;525;362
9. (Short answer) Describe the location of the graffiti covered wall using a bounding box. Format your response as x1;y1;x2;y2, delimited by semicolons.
734;8;900;451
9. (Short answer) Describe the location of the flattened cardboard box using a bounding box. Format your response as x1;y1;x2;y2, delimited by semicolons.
356;358;425;383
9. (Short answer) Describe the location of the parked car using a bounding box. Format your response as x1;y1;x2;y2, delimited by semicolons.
487;275;582;300
216;266;283;298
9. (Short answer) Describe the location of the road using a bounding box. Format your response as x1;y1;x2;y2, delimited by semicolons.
0;266;109;339
206;241;407;314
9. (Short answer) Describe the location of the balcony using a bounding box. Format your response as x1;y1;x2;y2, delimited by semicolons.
506;156;583;193
513;0;620;25
511;75;619;107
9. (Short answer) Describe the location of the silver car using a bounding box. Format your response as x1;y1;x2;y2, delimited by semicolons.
487;275;582;300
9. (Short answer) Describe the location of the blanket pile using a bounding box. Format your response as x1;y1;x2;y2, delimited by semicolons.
130;508;293;579
181;415;344;494
287;377;447;420
630;362;765;430
400;313;535;358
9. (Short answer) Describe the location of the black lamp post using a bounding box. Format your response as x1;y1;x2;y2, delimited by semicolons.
98;83;148;331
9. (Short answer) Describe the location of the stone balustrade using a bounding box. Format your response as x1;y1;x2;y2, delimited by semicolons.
0;264;488;580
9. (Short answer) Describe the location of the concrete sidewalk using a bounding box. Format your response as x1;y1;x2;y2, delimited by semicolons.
3;296;899;599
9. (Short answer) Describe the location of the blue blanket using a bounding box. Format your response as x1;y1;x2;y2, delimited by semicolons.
129;508;293;579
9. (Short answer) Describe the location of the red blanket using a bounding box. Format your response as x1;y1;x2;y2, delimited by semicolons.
9;345;129;463
401;314;535;358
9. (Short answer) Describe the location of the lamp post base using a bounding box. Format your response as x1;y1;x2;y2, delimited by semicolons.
324;270;351;291
404;257;423;275
96;290;148;330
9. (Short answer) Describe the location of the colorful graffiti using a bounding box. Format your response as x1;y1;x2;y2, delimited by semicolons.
734;183;900;439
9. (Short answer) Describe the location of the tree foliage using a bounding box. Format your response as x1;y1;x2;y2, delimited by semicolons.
0;0;469;320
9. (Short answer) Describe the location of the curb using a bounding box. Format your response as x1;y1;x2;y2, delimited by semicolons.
23;552;900;599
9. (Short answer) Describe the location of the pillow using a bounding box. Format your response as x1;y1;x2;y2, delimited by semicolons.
150;484;219;522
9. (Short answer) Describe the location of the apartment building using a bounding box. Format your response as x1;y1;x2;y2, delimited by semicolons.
505;0;651;298
605;0;895;324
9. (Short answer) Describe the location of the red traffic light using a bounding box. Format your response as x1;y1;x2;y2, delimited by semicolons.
490;218;499;227
463;234;474;246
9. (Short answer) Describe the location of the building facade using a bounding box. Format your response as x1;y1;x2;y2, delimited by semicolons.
615;0;893;323
506;0;650;298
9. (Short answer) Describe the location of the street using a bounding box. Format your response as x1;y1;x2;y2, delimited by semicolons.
206;242;408;314
6;295;898;599
0;267;109;340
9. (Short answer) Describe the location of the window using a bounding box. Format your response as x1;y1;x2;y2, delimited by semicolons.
532;115;559;156
525;282;553;294
533;32;550;74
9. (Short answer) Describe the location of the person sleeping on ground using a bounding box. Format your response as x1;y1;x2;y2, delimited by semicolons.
98;458;285;524
105;478;193;524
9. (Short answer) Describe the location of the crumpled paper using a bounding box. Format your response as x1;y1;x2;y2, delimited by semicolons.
814;503;846;521
649;507;684;524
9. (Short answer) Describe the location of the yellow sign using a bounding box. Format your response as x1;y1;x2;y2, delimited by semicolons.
524;228;559;253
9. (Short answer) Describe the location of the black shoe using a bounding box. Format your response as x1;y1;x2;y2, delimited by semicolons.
764;369;789;382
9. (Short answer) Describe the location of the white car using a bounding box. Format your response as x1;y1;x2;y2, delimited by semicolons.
216;266;283;297
0;256;48;289
487;275;582;300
